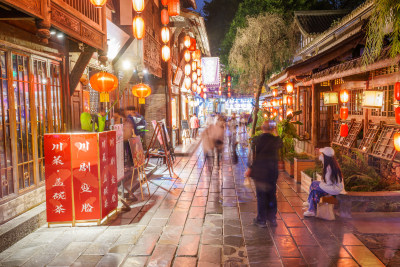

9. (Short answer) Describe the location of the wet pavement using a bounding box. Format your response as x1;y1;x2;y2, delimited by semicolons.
0;134;399;266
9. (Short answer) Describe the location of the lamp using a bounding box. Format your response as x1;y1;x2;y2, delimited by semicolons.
323;92;339;106
362;90;383;108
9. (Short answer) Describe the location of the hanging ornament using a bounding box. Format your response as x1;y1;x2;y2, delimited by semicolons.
218;90;222;96
161;0;167;5
340;107;349;120
197;68;201;77
279;107;283;114
287;95;293;106
132;16;145;40
272;88;278;97
90;0;107;8
191;61;197;71
192;83;197;93
340;123;349;137
161;9;169;25
286;108;293;117
184;64;191;76
196;85;201;94
90;72;118;102
161;27;170;43
132;83;151;104
396;107;400;124
189;38;196;51
184;77;191;90
184;50;191;62
193;49;201;61
279;115;283;122
132;0;145;12
192;72;198;82
340;89;349;104
395;82;400;101
184;36;191;48
161;45;170;62
168;0;180;16
286;82;294;94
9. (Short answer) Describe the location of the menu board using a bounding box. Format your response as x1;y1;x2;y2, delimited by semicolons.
71;133;100;221
44;134;73;223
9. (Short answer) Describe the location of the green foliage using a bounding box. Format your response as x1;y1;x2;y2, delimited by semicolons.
285;152;310;163
303;160;323;179
277;110;302;159
363;0;400;64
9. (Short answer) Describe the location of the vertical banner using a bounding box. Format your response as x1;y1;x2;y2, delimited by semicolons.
44;134;73;223
113;124;124;182
99;132;109;219
71;133;100;221
107;131;118;215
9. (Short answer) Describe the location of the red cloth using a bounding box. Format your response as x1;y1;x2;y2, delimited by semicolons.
190;116;200;129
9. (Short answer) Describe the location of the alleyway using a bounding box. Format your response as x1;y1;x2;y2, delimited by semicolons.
0;136;397;267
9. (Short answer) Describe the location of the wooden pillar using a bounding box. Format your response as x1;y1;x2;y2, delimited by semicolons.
311;83;318;150
296;86;300;133
62;41;72;131
363;79;369;137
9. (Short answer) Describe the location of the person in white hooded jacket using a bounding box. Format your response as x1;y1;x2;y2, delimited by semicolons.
303;147;345;217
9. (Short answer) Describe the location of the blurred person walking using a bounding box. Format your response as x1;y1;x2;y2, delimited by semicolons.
190;114;200;139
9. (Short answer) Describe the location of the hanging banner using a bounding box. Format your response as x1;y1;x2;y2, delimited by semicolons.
106;131;118;216
201;57;220;88
44;134;73;223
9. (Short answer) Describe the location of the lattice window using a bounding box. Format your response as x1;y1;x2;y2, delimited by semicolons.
349;89;363;115
334;79;344;85
332;120;352;145
371;85;395;117
342;121;363;148
370;65;399;78
358;124;381;153
370;125;399;161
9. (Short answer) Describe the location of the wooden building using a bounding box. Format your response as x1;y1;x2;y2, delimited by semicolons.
268;0;400;181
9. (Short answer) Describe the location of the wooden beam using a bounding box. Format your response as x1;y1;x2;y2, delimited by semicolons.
311;83;318;150
69;49;95;96
342;73;369;81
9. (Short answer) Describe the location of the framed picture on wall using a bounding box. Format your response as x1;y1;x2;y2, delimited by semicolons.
173;68;183;86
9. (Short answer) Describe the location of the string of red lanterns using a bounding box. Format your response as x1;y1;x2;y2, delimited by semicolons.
339;89;349;137
394;82;400;151
161;1;171;62
132;0;145;40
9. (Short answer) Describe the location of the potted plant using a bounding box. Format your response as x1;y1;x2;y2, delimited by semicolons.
294;153;315;183
301;161;322;192
284;152;295;177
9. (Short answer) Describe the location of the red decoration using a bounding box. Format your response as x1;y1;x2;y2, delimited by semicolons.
161;9;169;25
184;64;191;76
184;50;191;62
184;36;191;48
396;107;400;124
132;83;152;104
161;45;170;62
395;82;400;101
287;96;293;106
340;107;349;120
90;72;118;93
340;89;349;103
193;49;201;61
272;89;278;97
189;38;196;51
394;132;400;152
161;0;168;6
161;27;170;43
286;82;294;94
340;124;349;137
90;0;107;8
168;0;180;16
132;16;145;40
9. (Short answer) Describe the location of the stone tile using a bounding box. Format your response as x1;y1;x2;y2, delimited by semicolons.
285;196;304;207
47;242;91;266
167;210;188;226
183;218;204;235
95;253;126;267
176;201;191;210
222;189;236;197
330;258;359;267
192;197;207;207
195;189;209;197
273;236;302;258
204;214;223;228
147;244;177;267
176;235;200;256
199;245;222;264
20;252;57;267
108;244;132;254
279;188;298;197
70;255;102;267
121;256;148;267
338;233;364;246
148;218;169;227
345;245;385;266
130;234;159;256
280;213;304;228
172;257;197;267
277;202;295;213
180;192;195;201
201;227;223;245
299;246;330;265
270;220;290;236
206;202;223;214
224;236;244;247
281;257;307;267
159;226;184;245
188;207;205;219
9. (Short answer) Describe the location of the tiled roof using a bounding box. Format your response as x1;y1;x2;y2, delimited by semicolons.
294;10;350;36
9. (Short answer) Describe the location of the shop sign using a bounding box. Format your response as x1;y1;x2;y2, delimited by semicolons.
201;57;220;87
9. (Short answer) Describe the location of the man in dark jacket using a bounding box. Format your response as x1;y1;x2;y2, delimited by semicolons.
245;120;282;227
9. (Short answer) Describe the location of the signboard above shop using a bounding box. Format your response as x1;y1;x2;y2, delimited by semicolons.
201;57;220;88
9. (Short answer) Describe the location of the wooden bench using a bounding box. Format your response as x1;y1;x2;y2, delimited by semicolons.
336;191;400;218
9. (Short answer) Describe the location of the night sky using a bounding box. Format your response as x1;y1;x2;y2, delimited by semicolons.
195;0;206;14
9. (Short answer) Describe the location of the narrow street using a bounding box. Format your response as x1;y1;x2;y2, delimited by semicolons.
0;134;394;266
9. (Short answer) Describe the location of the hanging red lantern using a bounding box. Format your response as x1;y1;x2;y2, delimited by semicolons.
340;123;349;137
191;61;197;71
161;9;169;25
279;107;283;114
396;107;400;124
90;0;107;8
197;68;201;77
286;108;293;117
228;92;231;98
286;82;294;94
272;89;278;97
184;77;191;90
189;38;196;51
184;36;191;48
161;0;167;6
90;72;118;102
161;27;170;43
192;72;197;82
340;89;349;103
279;99;283;106
287;95;293;106
132;0;145;12
132;83;151;104
340;107;349;120
193;49;201;61
279;115;283;122
218;90;222;96
198;76;202;85
168;0;180;16
184;50;191;62
132;16;145;40
161;45;170;62
395;82;400;101
196;85;202;94
394;132;400;152
184;64;191;76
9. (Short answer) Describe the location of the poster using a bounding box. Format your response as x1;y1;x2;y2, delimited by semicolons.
71;133;100;221
44;134;73;223
152;120;164;146
113;124;124;182
129;137;145;168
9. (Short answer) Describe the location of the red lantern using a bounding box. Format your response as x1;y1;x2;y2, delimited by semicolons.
286;108;293;117
340;123;349;137
197;68;201;77
161;0;167;6
132;16;145;40
279;99;283;106
191;61;197;71
396;107;400;124
132;83;152;104
272;89;278;97
168;0;180;16
218;91;222;96
193;49;201;61
395;82;400;101
90;72;118;93
228;92;231;98
286;82;294;94
189;38;196;51
340;89;349;103
196;85;201;94
192;72;197;82
192;83;197;92
394;132;400;152
287;95;293;106
340;107;349;120
279;107;283;114
184;36;191;48
184;50;191;62
132;0;145;12
161;27;170;43
279;115;283;121
161;45;170;62
161;9;169;25
90;0;107;8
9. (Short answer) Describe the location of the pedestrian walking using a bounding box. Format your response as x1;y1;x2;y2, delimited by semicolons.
303;147;345;217
228;113;239;164
245;120;282;227
190;114;200;139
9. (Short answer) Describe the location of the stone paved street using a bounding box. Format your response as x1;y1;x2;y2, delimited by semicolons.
0;137;398;266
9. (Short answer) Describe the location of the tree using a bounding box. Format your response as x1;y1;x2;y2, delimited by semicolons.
229;13;295;137
363;0;400;64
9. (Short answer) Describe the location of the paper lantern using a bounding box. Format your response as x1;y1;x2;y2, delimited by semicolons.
132;83;151;104
184;77;191;90
132;16;145;40
184;50;191;62
192;72;197;82
279;107;283;114
273;110;278;117
279;115;283;122
279;99;283;106
189;38;196;51
196;85;202;94
161;45;170;62
340;89;349;103
161;9;169;25
272;89;278;97
395;82;400;101
198;76;202;85
161;27;170;43
340;123;348;137
323;92;339;106
197;68;201;77
228;92;231;98
340;107;348;120
132;0;144;12
286;108;293;117
192;83;197;92
161;0;167;5
286;82;294;94
362;90;384;108
218;91;222;96
90;0;107;8
394;132;400;152
287;95;293;106
168;0;180;16
90;72;118;102
193;49;201;61
184;36;191;48
191;61;197;71
184;64;191;76
396;107;400;124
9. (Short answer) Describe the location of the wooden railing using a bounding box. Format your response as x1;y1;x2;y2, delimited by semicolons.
60;0;101;25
